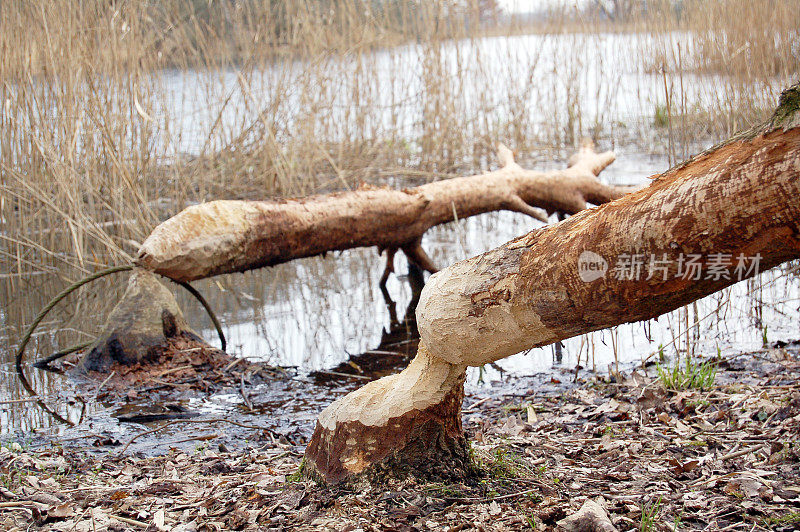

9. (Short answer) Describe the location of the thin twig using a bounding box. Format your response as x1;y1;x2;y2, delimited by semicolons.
0;397;40;404
109;515;149;528
314;370;371;381
720;444;767;461
95;371;116;395
156;365;193;377
33;340;94;369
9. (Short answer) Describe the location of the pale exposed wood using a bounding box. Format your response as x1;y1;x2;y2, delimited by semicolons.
417;126;800;367
304;84;800;483
305;344;468;483
136;142;628;282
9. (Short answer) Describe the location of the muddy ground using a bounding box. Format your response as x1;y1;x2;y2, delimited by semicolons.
1;344;799;531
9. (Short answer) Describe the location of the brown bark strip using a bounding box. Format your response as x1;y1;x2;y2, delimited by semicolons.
305;84;800;484
135;142;627;282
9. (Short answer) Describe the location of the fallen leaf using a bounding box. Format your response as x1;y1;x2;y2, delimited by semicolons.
675;419;693;436
109;490;129;501
154;508;166;530
668;458;699;475
49;503;74;519
527;404;538;423
495;415;525;437
724;474;773;500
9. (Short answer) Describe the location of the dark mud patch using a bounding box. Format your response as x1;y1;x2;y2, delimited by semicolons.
74;335;278;401
13;334;365;457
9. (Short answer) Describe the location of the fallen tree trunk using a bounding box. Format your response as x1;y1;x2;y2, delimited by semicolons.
136;142;629;283
76;144;623;370
304;85;800;483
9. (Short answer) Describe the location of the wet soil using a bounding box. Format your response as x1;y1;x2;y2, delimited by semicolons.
31;336;352;456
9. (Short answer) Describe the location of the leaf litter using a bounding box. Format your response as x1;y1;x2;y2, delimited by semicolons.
1;347;799;531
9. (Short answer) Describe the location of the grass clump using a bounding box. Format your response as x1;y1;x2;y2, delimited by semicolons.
640;495;662;531
424;482;464;498
653;104;670;128
286;458;307;483
487;448;525;479
763;511;800;528
657;354;717;391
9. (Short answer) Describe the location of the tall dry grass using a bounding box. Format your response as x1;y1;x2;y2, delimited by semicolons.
0;0;797;285
648;1;797;141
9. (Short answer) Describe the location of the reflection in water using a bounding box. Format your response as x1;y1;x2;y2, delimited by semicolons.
3;151;800;437
312;262;426;383
1;273;125;435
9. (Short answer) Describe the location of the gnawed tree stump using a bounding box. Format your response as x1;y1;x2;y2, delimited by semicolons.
136;142;630;283
304;85;800;483
75;268;210;372
305;345;470;483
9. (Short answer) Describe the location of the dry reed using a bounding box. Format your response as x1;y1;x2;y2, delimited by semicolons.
0;0;797;282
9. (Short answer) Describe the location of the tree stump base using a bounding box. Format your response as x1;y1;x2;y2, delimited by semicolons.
75;268;210;372
304;345;474;484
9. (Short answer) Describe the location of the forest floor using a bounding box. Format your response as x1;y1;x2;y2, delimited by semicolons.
2;345;800;531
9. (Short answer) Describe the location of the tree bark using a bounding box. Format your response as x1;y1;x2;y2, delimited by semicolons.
304;85;800;483
135;142;628;283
